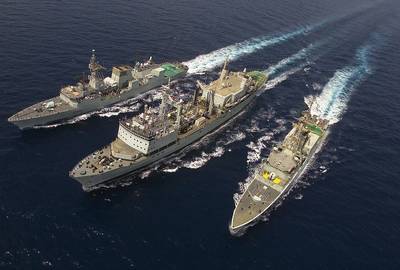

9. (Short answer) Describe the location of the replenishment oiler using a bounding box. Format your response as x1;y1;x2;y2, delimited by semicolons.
8;50;188;129
230;108;329;235
70;61;267;190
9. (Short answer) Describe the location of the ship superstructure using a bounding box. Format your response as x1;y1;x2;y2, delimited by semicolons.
70;62;267;190
230;109;329;234
8;50;188;129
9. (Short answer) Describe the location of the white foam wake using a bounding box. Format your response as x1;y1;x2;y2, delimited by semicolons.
246;118;288;164
262;66;304;92
161;129;247;173
181;146;225;169
246;133;274;164
253;39;329;96
265;41;324;78
183;24;319;74
97;102;142;118
305;44;372;124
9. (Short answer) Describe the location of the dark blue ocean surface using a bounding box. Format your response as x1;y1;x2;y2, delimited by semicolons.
0;0;399;269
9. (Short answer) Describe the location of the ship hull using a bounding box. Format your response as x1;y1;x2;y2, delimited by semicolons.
229;128;330;235
9;72;186;129
8;108;80;129
71;91;258;190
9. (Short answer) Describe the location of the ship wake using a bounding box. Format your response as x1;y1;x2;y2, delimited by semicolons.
264;40;325;78
183;2;376;74
305;43;373;124
183;23;320;74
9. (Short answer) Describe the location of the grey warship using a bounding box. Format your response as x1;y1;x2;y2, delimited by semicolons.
8;50;188;129
70;61;267;190
230;108;329;234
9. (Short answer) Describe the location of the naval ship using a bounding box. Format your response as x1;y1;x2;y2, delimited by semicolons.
230;108;329;234
8;50;188;129
70;61;268;190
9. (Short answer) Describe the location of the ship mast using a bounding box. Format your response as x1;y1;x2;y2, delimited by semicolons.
88;49;105;91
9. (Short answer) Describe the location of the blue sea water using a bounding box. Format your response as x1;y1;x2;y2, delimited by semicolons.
0;0;400;269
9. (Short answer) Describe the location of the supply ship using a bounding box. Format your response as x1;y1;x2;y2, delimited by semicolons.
8;50;188;129
70;61;267;190
230;108;329;234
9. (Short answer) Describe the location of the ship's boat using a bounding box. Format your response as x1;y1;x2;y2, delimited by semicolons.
69;61;268;190
8;51;188;129
229;108;330;235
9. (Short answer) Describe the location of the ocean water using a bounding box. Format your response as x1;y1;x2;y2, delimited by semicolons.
1;0;400;269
